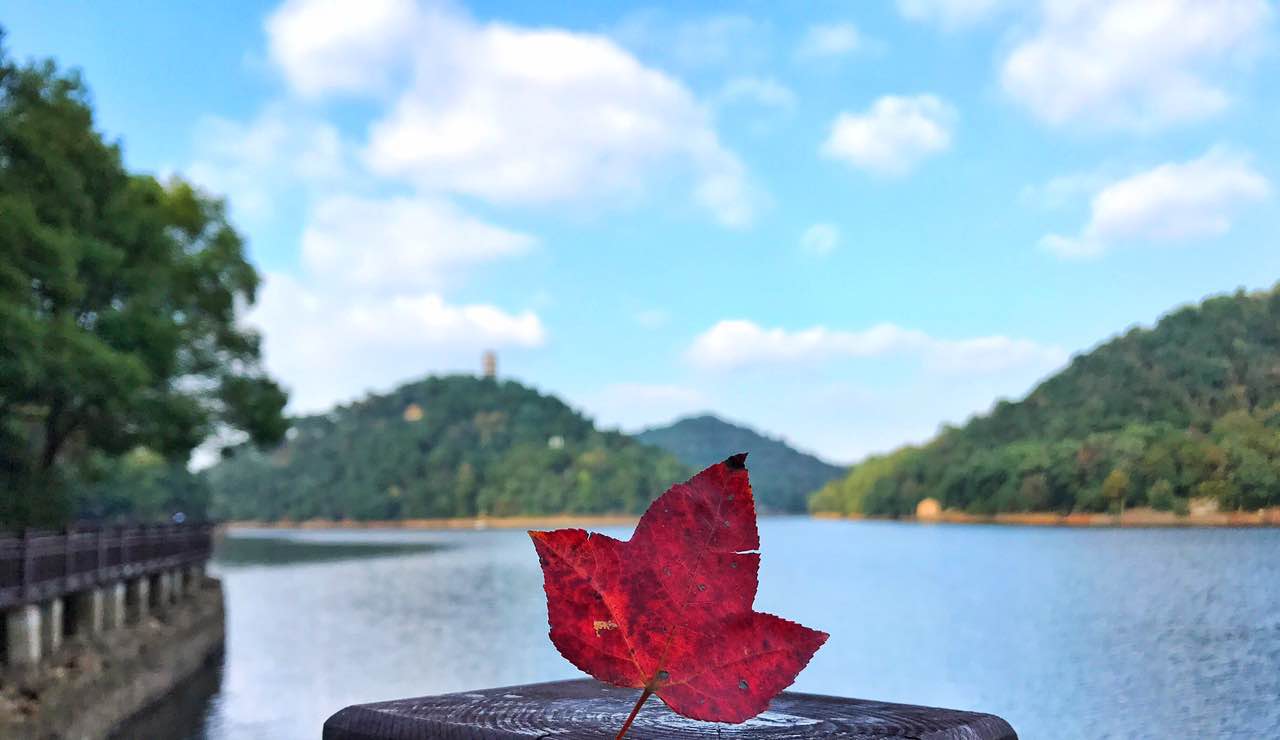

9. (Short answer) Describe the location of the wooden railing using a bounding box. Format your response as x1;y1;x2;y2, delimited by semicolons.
0;523;213;609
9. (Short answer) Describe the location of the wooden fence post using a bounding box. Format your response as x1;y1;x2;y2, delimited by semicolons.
20;528;34;602
64;525;74;592
97;526;106;583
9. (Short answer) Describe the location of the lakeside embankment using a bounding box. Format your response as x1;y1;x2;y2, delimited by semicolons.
0;578;225;739
815;506;1280;528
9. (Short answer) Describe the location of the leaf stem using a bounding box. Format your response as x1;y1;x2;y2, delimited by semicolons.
615;687;653;740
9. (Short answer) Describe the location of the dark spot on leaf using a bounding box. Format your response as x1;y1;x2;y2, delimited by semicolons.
724;453;747;470
739;679;749;690
663;567;671;576
730;562;738;569
698;583;707;591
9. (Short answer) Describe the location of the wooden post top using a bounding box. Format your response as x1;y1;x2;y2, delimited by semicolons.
322;679;1017;739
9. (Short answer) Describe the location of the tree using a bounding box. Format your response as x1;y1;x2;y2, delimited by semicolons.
1101;468;1131;518
1147;479;1176;512
75;448;211;522
0;38;286;525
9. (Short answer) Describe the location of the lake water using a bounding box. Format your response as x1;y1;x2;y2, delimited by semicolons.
118;520;1280;739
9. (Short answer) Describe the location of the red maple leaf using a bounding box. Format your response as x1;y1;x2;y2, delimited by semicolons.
530;454;828;737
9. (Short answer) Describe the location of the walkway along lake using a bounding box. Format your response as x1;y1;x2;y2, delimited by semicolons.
119;519;1280;739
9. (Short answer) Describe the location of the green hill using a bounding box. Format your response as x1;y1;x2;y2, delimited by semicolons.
637;414;846;513
207;376;689;521
811;286;1280;518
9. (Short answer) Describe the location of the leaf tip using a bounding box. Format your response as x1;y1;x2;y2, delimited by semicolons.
724;452;748;470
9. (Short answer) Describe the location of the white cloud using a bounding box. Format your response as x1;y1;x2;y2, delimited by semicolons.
796;22;863;58
717;77;796;110
1001;0;1273;130
690;321;921;369
301;195;535;291
612;12;770;72
205;0;771;416
366;26;754;226
185;107;348;222
1040;147;1270;259
265;0;422;97
800;223;841;256
674;320;1070;460
897;0;1007;28
689;149;756;228
924;336;1068;374
687;320;1065;374
239;187;544;411
1019;168;1115;210
821;95;955;176
249;273;545;412
575;383;707;432
266;0;757;228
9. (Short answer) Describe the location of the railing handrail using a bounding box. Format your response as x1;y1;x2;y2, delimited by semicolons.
0;522;214;608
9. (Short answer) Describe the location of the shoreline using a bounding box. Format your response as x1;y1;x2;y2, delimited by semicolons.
219;514;642;532
813;506;1280;528
221;506;1280;532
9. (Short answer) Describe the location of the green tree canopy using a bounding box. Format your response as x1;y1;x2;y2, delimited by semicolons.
206;375;689;522
0;37;286;525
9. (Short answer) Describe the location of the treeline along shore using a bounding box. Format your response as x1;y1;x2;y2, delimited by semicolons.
212;287;1280;532
815;506;1280;528
220;504;1280;534
811;286;1280;525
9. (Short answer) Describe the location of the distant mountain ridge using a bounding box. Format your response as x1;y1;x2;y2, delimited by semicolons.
637;414;846;513
207;375;689;521
811;285;1280;518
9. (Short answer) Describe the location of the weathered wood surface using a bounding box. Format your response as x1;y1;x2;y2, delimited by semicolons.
323;679;1017;739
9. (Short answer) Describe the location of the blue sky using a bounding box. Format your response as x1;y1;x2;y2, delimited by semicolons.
7;0;1279;463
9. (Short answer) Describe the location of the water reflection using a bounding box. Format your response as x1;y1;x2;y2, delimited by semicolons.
110;651;224;740
215;531;445;566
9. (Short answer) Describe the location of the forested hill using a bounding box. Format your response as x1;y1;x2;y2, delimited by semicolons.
207;376;689;521
811;286;1280;518
637;414;846;513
